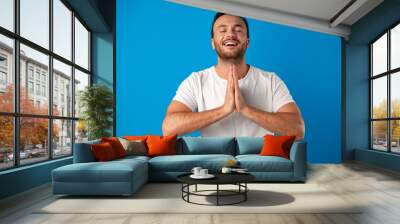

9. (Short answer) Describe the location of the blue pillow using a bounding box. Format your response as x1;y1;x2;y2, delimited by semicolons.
235;137;263;155
177;137;235;155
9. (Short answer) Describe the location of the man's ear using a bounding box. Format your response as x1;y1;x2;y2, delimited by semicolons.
211;39;215;50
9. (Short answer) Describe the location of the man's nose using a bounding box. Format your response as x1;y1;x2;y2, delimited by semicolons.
225;29;236;38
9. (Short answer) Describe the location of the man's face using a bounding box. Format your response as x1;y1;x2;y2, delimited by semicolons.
212;15;249;61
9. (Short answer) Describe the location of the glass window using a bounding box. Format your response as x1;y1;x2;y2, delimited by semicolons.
28;67;34;79
74;18;89;70
371;25;400;154
28;81;33;93
372;33;387;76
53;119;72;158
20;44;49;115
0;55;7;67
0;0;14;32
372;121;388;151
0;71;6;85
20;0;49;49
0;0;92;169
74;69;89;118
391;24;400;70
0;34;13;113
41;85;46;96
53;0;72;60
372;77;387;119
0;116;13;170
19;117;49;165
53;59;71;117
391;72;400;118
36;83;40;95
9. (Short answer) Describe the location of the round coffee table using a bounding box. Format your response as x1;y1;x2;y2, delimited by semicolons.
177;173;255;206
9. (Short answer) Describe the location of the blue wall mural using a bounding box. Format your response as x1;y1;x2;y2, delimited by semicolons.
116;0;342;163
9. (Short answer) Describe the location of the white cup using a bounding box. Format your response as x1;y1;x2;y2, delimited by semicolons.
200;169;208;176
191;167;202;176
221;167;232;174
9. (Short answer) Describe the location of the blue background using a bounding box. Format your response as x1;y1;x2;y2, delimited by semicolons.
116;0;342;163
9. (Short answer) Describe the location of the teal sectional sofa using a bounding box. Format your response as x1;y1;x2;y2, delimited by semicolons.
52;137;307;196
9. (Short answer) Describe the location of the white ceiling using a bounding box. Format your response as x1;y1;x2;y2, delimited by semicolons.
167;0;384;39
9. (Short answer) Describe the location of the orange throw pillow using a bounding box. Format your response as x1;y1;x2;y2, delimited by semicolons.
146;135;177;157
260;135;296;159
124;136;148;141
91;142;117;161
101;137;127;158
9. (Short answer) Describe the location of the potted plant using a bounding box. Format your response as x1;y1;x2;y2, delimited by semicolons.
79;84;114;140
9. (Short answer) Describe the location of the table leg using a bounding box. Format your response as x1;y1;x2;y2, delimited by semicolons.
217;184;219;206
245;183;247;201
195;184;197;192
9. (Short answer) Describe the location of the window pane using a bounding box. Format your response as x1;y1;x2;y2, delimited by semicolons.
0;34;14;112
372;121;388;151
74;69;89;118
0;0;14;31
20;117;49;165
53;119;72;158
372;33;387;76
75;120;88;143
391;72;400;118
0;116;13;170
53;0;71;60
372;77;387;119
391;24;400;70
391;120;400;153
20;44;49;115
20;0;49;49
53;59;72;117
74;17;89;70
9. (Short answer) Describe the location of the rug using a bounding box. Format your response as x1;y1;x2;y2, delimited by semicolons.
37;183;362;214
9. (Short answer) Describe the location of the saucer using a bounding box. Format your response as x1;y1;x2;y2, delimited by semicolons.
190;174;215;179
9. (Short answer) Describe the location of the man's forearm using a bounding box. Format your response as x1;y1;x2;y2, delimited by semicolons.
241;106;305;139
162;107;229;136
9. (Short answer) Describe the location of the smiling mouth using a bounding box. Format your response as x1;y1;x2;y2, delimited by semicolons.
223;40;239;47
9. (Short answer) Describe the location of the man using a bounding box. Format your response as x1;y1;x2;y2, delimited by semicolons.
162;12;305;139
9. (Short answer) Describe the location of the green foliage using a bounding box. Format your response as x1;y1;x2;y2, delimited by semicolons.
79;84;113;140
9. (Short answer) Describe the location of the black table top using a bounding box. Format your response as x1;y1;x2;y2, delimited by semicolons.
177;172;255;185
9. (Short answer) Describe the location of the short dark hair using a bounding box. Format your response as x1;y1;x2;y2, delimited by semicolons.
211;12;249;38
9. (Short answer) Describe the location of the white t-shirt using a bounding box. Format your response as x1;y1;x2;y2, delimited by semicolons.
172;65;294;137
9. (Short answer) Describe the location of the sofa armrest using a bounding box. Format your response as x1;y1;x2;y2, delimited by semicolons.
73;140;100;163
289;140;307;181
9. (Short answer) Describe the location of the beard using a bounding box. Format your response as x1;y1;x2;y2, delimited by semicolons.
214;40;247;61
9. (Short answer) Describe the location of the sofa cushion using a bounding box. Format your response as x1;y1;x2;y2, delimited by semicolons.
52;158;147;183
73;139;101;163
148;154;235;172
260;135;296;159
235;137;263;155
177;137;235;155
118;138;147;156
91;142;118;161
236;155;293;172
147;135;177;157
101;137;127;158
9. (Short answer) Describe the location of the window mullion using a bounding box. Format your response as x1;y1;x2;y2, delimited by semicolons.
388;30;391;152
48;0;53;160
71;10;76;155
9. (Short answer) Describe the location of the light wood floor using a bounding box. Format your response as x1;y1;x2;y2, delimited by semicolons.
1;162;400;224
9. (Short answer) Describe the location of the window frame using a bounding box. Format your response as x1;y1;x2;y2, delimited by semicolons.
0;0;92;171
370;21;400;154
